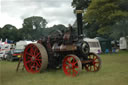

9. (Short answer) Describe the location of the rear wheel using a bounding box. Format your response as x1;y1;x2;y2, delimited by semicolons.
62;54;82;77
85;52;101;72
23;43;48;73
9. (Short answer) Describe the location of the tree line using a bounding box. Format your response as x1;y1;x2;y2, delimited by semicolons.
0;16;67;42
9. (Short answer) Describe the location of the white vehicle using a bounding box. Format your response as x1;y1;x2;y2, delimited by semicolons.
84;38;102;54
119;37;128;50
0;50;8;60
0;44;15;60
0;51;5;60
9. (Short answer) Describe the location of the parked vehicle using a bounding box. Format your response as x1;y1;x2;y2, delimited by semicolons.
6;49;24;61
0;50;8;60
0;44;15;60
84;38;102;54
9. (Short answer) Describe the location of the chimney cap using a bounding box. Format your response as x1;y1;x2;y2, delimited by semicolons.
75;10;84;14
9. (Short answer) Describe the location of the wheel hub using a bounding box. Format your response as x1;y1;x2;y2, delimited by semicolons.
69;64;72;68
32;56;35;61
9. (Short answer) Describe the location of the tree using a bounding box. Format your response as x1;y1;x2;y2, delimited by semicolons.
84;0;128;39
110;19;128;39
119;0;128;11
43;24;67;37
83;23;99;38
1;24;19;41
72;0;91;9
23;16;47;29
22;16;47;40
49;24;67;32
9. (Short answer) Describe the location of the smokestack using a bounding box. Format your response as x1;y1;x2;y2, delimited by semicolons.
76;8;83;37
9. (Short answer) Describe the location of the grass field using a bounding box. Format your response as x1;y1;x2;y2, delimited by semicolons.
0;51;128;85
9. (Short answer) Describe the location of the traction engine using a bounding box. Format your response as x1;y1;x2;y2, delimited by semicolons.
23;9;101;76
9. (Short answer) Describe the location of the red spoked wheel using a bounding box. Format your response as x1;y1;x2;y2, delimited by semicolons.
62;54;82;77
23;43;48;73
85;52;101;72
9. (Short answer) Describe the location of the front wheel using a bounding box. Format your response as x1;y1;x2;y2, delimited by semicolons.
62;54;82;77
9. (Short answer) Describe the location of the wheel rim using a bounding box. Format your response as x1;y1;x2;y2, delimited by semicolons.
24;44;43;73
62;55;82;77
85;53;101;72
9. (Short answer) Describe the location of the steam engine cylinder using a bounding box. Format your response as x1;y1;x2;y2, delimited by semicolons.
52;41;89;55
52;44;77;52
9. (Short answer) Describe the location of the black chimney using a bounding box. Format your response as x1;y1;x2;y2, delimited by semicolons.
76;8;83;37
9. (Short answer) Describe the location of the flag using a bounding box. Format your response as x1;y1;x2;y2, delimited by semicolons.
4;38;8;44
0;38;2;43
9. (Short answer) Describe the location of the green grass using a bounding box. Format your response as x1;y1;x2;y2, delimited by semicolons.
0;51;128;85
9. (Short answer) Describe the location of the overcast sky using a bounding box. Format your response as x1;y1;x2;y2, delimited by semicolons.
0;0;76;28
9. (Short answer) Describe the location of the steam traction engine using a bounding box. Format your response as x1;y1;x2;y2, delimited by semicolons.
23;10;101;76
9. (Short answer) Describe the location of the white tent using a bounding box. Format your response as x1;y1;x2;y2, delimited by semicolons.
15;40;36;50
119;37;128;50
